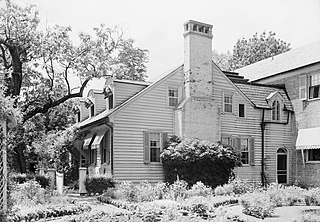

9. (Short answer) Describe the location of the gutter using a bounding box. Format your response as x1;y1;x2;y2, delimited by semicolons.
260;109;291;187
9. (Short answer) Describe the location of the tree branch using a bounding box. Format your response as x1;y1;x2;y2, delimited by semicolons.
23;77;91;123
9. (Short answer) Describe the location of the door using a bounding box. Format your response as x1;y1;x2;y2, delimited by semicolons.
277;148;288;183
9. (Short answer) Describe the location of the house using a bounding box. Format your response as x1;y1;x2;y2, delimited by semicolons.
236;41;320;187
73;20;295;188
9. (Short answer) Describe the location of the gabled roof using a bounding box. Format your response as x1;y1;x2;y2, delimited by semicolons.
235;41;320;81
77;65;183;129
234;82;293;111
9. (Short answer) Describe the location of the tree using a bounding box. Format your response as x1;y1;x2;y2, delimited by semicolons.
0;1;148;173
230;31;291;70
0;1;149;123
212;50;233;71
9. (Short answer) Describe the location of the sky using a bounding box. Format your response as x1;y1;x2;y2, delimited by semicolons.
13;0;320;90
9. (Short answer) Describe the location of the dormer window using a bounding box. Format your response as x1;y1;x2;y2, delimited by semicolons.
309;73;320;99
108;94;114;109
77;112;81;122
272;100;280;121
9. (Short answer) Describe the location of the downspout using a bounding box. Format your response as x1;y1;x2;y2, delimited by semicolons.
260;109;291;187
106;120;114;176
260;109;266;187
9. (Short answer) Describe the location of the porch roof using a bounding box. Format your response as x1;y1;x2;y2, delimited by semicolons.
296;127;320;150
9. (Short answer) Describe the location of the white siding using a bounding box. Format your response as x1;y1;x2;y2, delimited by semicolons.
113;67;184;183
114;82;148;106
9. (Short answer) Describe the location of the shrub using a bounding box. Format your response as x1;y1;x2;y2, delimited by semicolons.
164;179;188;201
240;191;275;219
266;184;305;207
84;176;114;195
225;178;258;195
35;175;50;188
301;209;320;222
160;137;241;188
188;181;213;197
10;180;48;207
117;181;138;202
214;185;227;196
304;187;320;206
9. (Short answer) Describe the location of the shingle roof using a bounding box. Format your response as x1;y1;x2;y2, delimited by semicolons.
234;82;293;111
235;41;320;81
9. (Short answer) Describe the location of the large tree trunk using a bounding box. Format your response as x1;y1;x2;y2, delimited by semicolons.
6;46;23;97
12;143;27;173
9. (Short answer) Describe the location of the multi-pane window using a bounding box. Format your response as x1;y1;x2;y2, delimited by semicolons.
272;100;280;121
168;88;178;107
149;133;161;162
309;73;320;99
240;139;249;165
221;136;232;146
307;149;320;162
224;94;233;113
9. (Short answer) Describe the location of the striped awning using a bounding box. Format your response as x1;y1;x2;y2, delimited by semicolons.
296;127;320;150
91;129;107;150
83;132;95;150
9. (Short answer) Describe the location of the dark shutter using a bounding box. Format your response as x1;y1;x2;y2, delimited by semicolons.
299;75;307;100
162;132;168;151
143;132;150;164
249;137;255;166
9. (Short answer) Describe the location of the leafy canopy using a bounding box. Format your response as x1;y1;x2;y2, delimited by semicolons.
0;0;149;123
213;31;291;71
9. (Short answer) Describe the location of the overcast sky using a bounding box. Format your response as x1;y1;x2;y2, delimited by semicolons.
14;0;320;89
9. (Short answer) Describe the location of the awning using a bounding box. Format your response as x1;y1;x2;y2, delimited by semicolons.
83;132;95;150
91;128;108;150
296;127;320;150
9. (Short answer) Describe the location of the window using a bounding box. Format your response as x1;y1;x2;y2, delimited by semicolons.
108;94;114;109
272;100;280;121
240;139;249;165
149;133;161;162
143;132;168;163
223;136;255;166
168;88;178;107
307;149;320;162
239;104;245;117
77;112;81;122
90;105;95;117
89;149;96;165
223;94;233;113
309;73;320;99
101;132;110;164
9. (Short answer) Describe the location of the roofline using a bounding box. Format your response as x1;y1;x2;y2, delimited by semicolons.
237;81;286;90
251;61;320;82
113;79;151;86
109;65;183;117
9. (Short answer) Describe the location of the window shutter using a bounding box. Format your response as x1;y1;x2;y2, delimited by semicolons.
162;132;168;151
143;132;150;164
249;137;255;166
178;86;183;103
299;75;307;100
231;137;240;151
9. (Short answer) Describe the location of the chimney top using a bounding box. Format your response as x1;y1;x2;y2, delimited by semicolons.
183;20;213;38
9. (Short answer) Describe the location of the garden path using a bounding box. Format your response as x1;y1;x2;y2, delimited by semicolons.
45;194;127;222
227;205;320;222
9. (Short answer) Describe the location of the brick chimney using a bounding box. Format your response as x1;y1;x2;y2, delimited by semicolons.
183;20;213;98
177;20;219;142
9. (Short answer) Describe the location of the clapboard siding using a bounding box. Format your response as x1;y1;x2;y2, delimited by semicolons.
95;93;106;115
112;67;184;183
212;64;293;183
114;82;148;106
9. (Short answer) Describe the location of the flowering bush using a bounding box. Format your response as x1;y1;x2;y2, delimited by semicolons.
161;137;241;187
164;179;188;201
240;191;275;219
188;181;213;197
304;187;320;206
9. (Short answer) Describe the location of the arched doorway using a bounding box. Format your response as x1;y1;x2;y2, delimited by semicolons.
277;148;288;183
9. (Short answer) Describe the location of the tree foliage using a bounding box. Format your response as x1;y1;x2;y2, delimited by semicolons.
160;137;241;188
230;31;291;70
213;31;291;71
0;1;149;123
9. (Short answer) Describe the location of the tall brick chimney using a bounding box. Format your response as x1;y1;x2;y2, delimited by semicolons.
183;20;213;98
177;20;219;142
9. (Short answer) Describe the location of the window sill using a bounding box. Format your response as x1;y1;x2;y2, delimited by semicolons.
307;97;320;102
306;161;320;164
